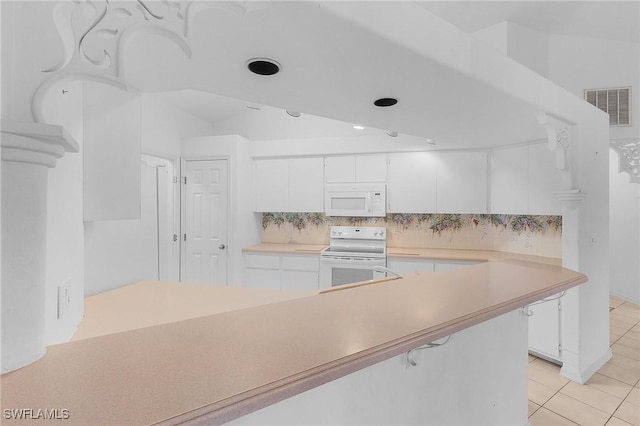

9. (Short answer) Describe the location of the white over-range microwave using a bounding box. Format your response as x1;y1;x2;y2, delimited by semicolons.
325;184;386;217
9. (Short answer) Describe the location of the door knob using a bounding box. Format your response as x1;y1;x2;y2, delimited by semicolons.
219;244;226;250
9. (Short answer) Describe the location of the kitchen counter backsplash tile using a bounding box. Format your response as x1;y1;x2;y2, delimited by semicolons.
261;213;562;258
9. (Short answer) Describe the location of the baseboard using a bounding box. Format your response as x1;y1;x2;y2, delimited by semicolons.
560;348;612;384
610;290;640;305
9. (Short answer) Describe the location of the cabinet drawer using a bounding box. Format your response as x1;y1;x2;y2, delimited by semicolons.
282;255;319;271
244;254;280;269
281;270;318;291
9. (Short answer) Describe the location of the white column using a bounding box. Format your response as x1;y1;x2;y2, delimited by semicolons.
554;190;612;383
1;120;78;373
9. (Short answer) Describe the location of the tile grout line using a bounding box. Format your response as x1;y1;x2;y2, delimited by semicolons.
543;390;619;426
529;298;640;425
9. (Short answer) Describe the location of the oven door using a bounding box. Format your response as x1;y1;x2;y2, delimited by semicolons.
319;256;386;289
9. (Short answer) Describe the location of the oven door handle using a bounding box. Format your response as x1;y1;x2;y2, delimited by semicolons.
321;257;385;263
372;266;403;278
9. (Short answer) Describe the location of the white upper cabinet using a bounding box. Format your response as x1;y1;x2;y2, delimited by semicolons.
254;157;324;212
325;156;355;183
490;143;562;215
355;155;387;182
436;152;488;214
528;143;562;215
387;152;437;213
254;158;289;212
289;157;325;212
491;146;528;214
325;155;387;183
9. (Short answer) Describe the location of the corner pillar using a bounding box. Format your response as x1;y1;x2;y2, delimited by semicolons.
1;120;79;373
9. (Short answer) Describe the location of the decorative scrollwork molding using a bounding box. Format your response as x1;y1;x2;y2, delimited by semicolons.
610;140;640;184
31;0;190;123
537;112;575;190
30;0;267;123
45;0;189;77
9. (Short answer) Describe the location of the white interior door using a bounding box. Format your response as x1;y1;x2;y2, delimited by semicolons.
183;159;228;284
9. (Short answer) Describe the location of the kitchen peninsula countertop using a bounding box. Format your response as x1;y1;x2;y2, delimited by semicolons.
1;259;585;425
242;243;327;254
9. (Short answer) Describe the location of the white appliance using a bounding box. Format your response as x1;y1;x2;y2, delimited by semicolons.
320;226;387;289
325;184;386;217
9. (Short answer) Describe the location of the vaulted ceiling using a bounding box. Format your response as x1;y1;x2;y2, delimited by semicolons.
119;1;635;148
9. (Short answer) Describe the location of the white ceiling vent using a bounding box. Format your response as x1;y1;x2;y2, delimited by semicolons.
584;87;631;126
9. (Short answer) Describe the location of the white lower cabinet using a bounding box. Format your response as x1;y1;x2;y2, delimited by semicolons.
528;297;562;362
244;253;319;291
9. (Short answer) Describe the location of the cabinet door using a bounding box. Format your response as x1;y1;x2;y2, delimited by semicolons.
528;143;562;215
289;157;324;212
281;255;319;291
281;270;318;291
254;159;289;212
387;153;437;213
325;156;356;183
356;155;387;182
491;146;528;214
528;298;561;361
436;152;488;213
245;268;281;289
244;254;280;289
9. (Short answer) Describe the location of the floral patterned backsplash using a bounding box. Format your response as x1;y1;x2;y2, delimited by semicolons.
261;213;563;259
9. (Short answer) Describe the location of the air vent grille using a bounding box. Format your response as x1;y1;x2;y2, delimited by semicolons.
584;87;631;126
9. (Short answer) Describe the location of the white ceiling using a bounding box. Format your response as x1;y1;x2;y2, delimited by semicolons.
417;1;639;43
127;1;638;148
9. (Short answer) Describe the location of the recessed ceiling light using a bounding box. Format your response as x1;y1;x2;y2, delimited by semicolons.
353;124;365;130
286;110;301;118
425;138;436;145
374;97;398;107
246;58;281;76
386;131;398;137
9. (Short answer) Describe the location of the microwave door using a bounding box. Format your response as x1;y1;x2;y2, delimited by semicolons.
329;193;367;216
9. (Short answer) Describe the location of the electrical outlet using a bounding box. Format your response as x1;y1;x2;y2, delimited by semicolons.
57;281;71;319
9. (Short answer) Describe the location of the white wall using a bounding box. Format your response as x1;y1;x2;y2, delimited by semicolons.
141;93;219;158
472;21;549;78
548;34;638;141
39;80;84;346
182;135;260;286
609;150;640;303
472;21;508;55
548;34;639;303
83;83;142;221
476;23;640;303
84;93;217;296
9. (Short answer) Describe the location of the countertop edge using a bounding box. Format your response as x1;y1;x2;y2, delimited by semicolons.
162;266;586;426
242;243;561;265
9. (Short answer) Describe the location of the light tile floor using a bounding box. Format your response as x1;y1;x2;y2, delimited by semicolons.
528;295;640;426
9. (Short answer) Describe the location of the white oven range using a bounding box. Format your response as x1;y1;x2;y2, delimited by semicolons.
319;226;387;289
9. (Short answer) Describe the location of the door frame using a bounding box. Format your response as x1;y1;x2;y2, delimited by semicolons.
180;156;231;284
141;153;181;282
